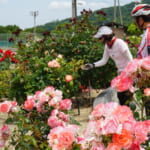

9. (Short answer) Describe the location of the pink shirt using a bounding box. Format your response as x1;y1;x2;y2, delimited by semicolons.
137;27;150;58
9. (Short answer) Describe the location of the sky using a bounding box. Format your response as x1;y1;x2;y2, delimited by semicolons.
0;0;140;29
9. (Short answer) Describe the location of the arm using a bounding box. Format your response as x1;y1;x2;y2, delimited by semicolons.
93;48;109;67
123;49;133;61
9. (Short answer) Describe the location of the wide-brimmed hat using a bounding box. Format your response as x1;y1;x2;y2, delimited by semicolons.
93;26;113;38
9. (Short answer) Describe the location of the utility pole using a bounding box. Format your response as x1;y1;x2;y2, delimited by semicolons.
113;0;123;25
72;0;77;18
114;0;117;23
30;11;39;39
118;0;123;25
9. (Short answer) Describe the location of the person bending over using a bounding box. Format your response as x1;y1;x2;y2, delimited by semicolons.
82;26;133;105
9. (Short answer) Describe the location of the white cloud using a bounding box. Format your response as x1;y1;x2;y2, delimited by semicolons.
48;1;71;9
82;2;109;10
0;0;8;4
48;0;111;11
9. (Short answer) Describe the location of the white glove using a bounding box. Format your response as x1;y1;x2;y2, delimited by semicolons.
81;63;94;70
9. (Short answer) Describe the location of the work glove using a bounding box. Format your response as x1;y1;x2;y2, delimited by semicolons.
81;63;95;70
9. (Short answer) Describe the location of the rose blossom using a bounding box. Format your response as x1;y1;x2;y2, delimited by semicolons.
0;101;12;113
24;98;35;111
58;112;69;122
112;129;133;149
122;59;139;76
47;125;78;150
47;116;64;128
48;59;60;68
144;120;150;132
0;140;5;147
58;131;74;149
1;124;10;140
128;142;144;150
113;105;134;123
65;75;73;82
59;99;72;110
34;91;49;104
106;143;121;150
111;76;133;92
144;88;150;96
133;121;148;144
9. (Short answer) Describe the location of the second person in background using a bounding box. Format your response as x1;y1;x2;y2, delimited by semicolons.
82;26;133;105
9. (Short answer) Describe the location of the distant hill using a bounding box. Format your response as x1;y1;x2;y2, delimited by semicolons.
28;0;150;32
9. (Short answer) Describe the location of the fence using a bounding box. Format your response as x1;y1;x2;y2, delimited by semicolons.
0;33;43;49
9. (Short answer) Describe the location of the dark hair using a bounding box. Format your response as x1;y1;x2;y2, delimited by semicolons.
136;15;150;22
102;33;115;42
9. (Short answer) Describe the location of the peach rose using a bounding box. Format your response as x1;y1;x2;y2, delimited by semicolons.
58;131;74;149
0;102;11;113
65;75;73;82
59;99;72;110
106;142;121;150
112;129;133;149
24;99;35;111
144;88;150;96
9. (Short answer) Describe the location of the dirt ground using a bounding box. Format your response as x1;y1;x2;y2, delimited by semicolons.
72;106;92;134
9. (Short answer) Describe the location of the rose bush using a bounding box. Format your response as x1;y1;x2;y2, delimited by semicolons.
111;56;150;119
79;102;150;150
0;49;18;71
0;9;120;104
1;97;150;149
1;86;81;150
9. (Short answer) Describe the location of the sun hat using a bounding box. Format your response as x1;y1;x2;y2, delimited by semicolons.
93;26;113;38
131;4;150;17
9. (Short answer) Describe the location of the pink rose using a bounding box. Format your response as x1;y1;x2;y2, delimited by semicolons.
101;117;120;135
58;112;69;122
0;140;5;147
144;88;150;96
144;120;150;132
113;105;134;123
24;99;35;111
133;121;148;144
0;102;11;113
48;59;60;68
59;99;72;110
91;143;105;150
47;116;63;128
1;124;10;141
58;131;74;148
122;59;139;76
128;142;143;150
111;76;133;92
106;142;121;150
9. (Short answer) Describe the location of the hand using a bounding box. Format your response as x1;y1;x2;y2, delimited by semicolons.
81;63;94;70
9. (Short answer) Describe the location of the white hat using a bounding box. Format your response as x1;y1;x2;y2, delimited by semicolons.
93;26;113;38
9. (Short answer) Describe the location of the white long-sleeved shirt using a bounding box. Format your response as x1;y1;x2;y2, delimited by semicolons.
93;38;133;73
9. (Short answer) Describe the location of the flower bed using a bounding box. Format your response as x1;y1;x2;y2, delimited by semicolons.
0;85;149;149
